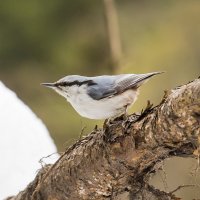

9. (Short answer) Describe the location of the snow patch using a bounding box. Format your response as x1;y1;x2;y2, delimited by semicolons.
0;81;59;199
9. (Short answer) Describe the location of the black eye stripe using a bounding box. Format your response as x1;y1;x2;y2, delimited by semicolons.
55;80;97;87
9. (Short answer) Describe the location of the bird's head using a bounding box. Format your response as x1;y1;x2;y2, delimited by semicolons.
41;75;93;99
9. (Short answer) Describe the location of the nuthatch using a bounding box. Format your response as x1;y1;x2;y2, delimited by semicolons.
42;72;163;119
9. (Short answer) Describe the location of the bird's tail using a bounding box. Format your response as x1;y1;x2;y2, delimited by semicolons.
116;71;164;92
133;71;164;88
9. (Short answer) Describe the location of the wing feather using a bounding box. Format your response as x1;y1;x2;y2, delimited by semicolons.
115;72;162;92
87;72;162;100
87;76;118;100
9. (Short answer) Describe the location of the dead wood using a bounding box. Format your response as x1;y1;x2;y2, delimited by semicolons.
9;78;200;200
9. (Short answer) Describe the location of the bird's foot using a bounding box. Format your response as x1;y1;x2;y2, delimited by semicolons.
103;116;118;129
103;112;129;129
103;118;110;129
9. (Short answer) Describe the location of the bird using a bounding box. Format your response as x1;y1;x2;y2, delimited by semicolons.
41;72;163;120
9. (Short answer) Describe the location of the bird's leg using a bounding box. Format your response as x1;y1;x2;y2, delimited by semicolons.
121;105;129;128
104;105;129;128
103;115;118;128
104;116;115;125
103;118;112;129
122;104;129;120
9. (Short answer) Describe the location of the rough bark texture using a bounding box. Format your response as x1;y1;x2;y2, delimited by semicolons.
10;79;200;200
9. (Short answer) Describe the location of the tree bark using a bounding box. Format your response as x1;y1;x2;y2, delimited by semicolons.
9;78;200;200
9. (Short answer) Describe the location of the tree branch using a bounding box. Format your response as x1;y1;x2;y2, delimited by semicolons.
10;78;200;200
103;0;122;71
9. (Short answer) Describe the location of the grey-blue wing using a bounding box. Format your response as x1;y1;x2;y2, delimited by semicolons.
87;76;119;100
87;72;162;100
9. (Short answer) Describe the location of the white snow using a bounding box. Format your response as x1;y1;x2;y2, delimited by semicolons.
0;81;59;199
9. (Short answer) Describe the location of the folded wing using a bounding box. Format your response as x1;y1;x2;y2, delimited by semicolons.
87;72;162;100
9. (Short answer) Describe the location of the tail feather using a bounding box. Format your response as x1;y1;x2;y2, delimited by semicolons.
134;71;164;87
116;71;164;92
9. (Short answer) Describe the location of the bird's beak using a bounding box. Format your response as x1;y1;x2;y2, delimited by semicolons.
41;83;57;88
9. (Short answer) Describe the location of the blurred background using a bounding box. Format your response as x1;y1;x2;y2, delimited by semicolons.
0;0;199;199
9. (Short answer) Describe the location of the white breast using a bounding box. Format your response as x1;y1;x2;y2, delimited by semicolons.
65;85;139;119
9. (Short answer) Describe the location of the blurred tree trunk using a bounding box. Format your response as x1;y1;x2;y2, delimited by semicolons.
103;0;122;72
9;78;200;200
